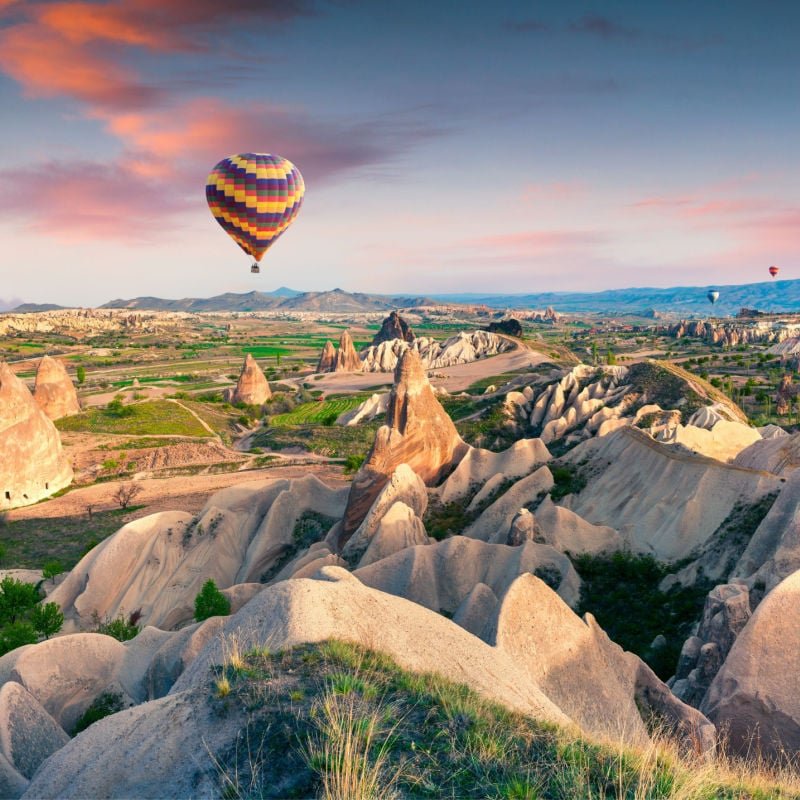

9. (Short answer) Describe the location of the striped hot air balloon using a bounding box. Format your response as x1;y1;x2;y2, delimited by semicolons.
206;153;304;273
707;290;719;304
769;265;780;278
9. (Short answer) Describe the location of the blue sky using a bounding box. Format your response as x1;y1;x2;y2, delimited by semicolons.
1;0;799;305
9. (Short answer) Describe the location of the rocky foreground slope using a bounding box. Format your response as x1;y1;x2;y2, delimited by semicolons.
2;351;800;796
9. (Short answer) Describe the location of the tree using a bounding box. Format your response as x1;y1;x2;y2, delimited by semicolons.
0;622;37;656
591;341;598;366
42;560;63;584
30;602;64;639
76;365;86;384
606;347;617;366
112;483;143;510
194;579;231;621
0;578;40;625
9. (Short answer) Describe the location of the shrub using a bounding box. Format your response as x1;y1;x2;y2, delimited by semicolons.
42;558;64;581
30;602;64;639
572;552;709;680
73;692;125;734
97;612;141;642
194;579;231;621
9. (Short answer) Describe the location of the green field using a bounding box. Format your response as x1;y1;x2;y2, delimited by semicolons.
269;396;367;426
239;346;291;359
0;506;144;570
56;400;211;437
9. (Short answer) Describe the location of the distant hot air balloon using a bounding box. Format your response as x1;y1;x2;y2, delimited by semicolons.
707;290;719;304
206;153;304;274
769;265;780;278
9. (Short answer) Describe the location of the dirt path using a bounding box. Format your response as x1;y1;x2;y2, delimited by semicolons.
7;463;350;522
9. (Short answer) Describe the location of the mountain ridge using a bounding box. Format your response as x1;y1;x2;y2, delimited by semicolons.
7;278;800;315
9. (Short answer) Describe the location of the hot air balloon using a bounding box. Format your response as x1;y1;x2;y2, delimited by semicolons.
769;265;780;278
707;290;719;304
206;153;304;274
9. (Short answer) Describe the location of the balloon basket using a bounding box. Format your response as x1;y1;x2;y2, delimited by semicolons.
250;263;260;274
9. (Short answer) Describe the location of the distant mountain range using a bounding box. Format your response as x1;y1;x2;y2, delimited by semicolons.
100;288;436;313
7;279;800;316
434;279;800;316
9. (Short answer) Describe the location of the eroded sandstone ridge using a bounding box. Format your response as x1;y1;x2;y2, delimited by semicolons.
225;354;271;406
33;356;80;420
0;363;72;510
339;349;468;542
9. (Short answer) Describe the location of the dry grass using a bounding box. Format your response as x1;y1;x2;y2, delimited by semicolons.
305;688;402;800
208;640;800;799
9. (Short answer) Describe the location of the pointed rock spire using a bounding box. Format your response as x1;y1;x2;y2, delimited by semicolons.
33;356;80;420
339;348;467;544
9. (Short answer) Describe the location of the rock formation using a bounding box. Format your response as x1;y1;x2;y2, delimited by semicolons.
0;362;73;511
506;509;544;545
360;330;513;373
562;426;780;561
339;349;468;544
701;569;800;758
316;340;336;372
32;356;80;420
671;583;752;707
775;373;799;416
50;475;348;630
333;329;362;372
669;319;800;348
226;353;271;405
371;310;415;346
482;318;523;337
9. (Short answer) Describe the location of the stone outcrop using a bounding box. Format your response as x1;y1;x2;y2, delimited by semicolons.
339;349;468;543
32;356;80;420
335;392;389;426
0;362;73;511
333;330;362;372
505;508;544;546
482;318;523;337
489;574;714;750
225;354;270;406
671;583;752;707
50;476;348;630
355;536;580;616
316;340;336;372
701;570;800;758
562;426;780;561
669;319;800;347
371;311;414;346
360;330;513;373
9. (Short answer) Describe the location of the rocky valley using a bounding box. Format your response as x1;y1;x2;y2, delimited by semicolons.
0;307;798;798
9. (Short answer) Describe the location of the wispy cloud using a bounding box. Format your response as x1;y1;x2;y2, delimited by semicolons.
0;98;443;239
0;0;443;241
505;14;721;52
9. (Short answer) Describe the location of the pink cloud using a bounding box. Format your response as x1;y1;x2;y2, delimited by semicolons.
0;0;311;112
0;97;439;239
0;160;191;242
521;181;586;204
0;23;163;108
466;229;605;254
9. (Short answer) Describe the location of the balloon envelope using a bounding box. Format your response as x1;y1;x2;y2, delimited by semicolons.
769;265;779;278
206;153;304;263
707;290;719;304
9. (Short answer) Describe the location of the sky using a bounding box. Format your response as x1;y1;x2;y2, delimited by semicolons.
1;0;799;306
